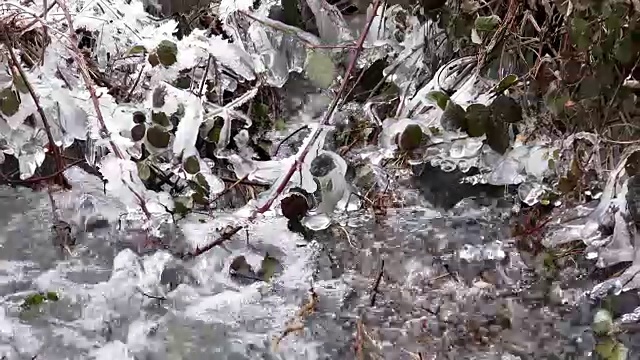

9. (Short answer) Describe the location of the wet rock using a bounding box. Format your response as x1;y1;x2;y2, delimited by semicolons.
627;174;640;227
160;263;195;292
413;163;507;210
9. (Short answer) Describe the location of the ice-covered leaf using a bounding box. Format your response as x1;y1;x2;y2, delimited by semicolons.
152;86;166;108
592;308;614;335
146;125;171;148
595;338;628;360
258;252;282;281
440;101;466;131
12;73;28;93
475;15;501;32
148;53;160;67
0;87;20;116
133;111;146;124
126;45;147;56
305;49;336;89
137;162;151;181
426;91;450;110
281;192;310;220
494;74;519;94
485;118;510;155
156;40;178;67
151;111;171;128
396;124;424;151
183;156;200;174
310;153;337;177
131;124;146;142
173;196;193;216
229;255;257;281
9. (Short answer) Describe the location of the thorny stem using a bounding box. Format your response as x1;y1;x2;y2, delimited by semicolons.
4;42;67;188
57;0;151;218
255;0;382;214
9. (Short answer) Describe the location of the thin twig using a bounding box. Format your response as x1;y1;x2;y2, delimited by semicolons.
273;125;309;156
210;173;250;203
369;260;384;306
125;63;145;102
181;225;243;259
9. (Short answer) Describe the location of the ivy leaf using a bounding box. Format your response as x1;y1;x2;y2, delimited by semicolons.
440;100;467;131
569;18;591;50
258;252;282;281
475;15;501;32
0;87;20;116
465;103;491;137
396;124;424;151
489;95;522;123
173;196;193;216
146;125;171;148
195;172;210;192
132;111;146;124
137;162;151;181
485;116;510;154
426;91;450;110
45;291;59;301
156;40;178;67
131;124;146;142
151;111;172;128
229;256;257;281
148;53;160;67
614;36;634;64
305;49;336;89
494;74;519;94
183;156;200;174
12;73;29;93
126;45;147;56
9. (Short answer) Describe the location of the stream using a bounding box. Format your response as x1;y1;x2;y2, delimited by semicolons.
0;164;622;360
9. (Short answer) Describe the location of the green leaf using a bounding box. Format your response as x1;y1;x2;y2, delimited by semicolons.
148;53;160;67
21;293;46;309
465;103;491;137
195;172;210;192
12;73;29;93
258;252;282;281
151;111;172;128
440;100;467;131
173;196;193;216
137;162;151;181
494;74;518;94
614;36;634;64
569;17;591;50
474;15;501;32
126;45;147;56
0;87;20;116
146;125;171;148
45;291;59;301
426;91;450;110
396;124;424;151
183;156;200;174
485;116;510;154
592;308;614;335
489;95;522;123
131;124;146;142
305;49;336;89
156;40;178;67
274;118;286;131
191;191;208;205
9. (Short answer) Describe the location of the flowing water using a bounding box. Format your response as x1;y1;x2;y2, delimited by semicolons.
0;165;620;360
